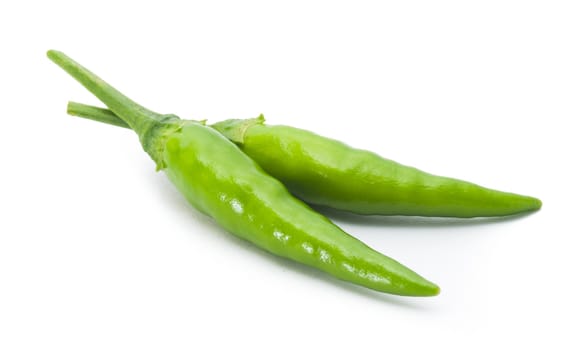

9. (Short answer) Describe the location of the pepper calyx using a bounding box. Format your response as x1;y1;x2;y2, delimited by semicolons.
210;115;266;144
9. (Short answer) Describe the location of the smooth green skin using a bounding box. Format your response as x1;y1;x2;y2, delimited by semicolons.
68;104;542;218
213;118;542;218
48;50;440;296
165;123;439;296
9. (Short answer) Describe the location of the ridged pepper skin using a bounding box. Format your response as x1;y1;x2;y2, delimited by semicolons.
47;50;440;297
212;117;542;218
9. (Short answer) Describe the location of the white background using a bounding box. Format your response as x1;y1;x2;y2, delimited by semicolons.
1;1;577;349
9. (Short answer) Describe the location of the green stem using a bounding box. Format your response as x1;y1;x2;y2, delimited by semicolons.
48;50;181;164
67;102;130;129
47;50;166;141
68;101;263;146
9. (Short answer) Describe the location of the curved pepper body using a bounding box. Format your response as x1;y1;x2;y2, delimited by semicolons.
66;105;543;218
47;50;439;297
162;123;439;296
212;119;542;218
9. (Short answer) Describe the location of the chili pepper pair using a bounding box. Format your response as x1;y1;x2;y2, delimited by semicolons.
48;50;541;297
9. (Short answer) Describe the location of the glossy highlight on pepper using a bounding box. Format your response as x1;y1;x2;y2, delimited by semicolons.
48;50;440;297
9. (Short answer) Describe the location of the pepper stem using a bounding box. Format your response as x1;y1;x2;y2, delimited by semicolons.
67;102;130;129
47;50;178;163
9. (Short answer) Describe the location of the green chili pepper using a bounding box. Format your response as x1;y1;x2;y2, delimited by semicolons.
48;50;440;297
68;105;542;218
